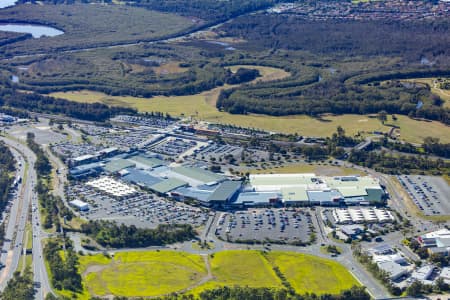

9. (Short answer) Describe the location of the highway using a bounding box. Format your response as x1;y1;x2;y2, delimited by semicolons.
0;136;53;300
0;143;27;288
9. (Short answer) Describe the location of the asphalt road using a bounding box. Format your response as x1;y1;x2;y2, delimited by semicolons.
0;136;53;300
0;144;27;288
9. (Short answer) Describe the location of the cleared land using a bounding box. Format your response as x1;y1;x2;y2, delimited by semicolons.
78;250;359;299
0;3;194;54
152;61;189;75
228;65;291;83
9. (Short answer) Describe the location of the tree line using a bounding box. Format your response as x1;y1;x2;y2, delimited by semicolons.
80;220;196;248
0;142;16;239
0;268;34;300
44;239;82;292
46;285;370;300
0;88;136;122
348;149;449;175
372;136;450;159
27;133;73;231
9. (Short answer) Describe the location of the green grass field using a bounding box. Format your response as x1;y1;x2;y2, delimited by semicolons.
266;251;358;294
81;251;207;297
209;250;282;288
49;67;450;144
78;250;359;299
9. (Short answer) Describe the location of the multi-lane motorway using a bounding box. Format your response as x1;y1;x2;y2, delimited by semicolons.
0;136;53;299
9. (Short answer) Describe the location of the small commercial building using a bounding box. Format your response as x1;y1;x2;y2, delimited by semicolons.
341;225;364;239
69;199;89;211
377;261;409;281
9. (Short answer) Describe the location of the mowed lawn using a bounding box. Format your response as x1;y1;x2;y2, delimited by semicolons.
266;251;359;295
81;251;207;297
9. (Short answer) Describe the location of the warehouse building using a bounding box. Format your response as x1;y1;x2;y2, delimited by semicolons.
248;173;385;206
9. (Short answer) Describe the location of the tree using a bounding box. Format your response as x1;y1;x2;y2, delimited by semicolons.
377;110;388;124
406;280;423;296
435;277;449;292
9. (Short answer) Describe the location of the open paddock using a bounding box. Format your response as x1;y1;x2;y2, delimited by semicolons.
78;250;360;298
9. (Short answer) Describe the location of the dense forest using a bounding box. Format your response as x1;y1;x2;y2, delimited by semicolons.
219;15;450;59
0;269;34;300
46;286;370;300
28;0;285;24
215;15;450;121
80;220;196;248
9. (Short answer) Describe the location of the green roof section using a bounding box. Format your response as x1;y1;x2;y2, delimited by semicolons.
207;181;242;202
128;155;166;169
173;166;224;183
104;159;135;173
150;178;188;193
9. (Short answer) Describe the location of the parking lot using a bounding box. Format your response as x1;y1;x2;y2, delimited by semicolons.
100;128;160;150
150;137;197;157
8;121;66;145
51;141;101;159
196;143;243;160
111;115;175;129
67;183;210;229
214;209;313;245
398;175;450;216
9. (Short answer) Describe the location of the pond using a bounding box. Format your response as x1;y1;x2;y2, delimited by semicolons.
0;24;64;38
0;0;17;9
